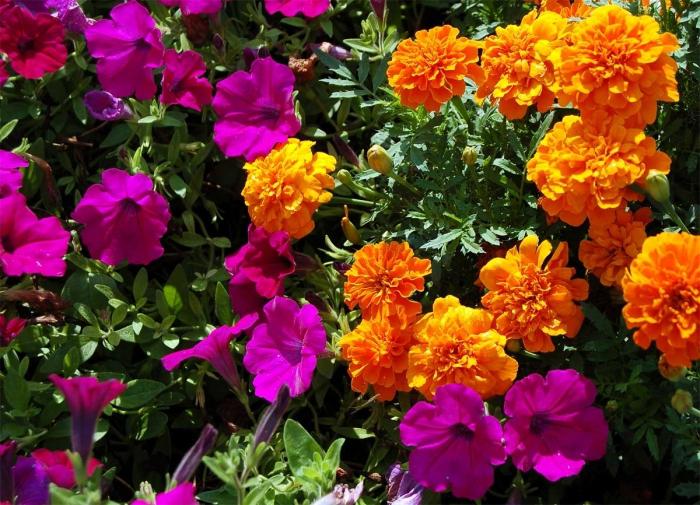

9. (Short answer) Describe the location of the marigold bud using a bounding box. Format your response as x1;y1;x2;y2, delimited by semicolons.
658;354;687;382
462;146;478;167
505;339;521;353
671;389;693;414
341;205;362;245
336;169;354;187
645;170;671;203
367;145;392;175
605;400;618;412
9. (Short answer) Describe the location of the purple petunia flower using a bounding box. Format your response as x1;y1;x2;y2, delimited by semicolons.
264;0;330;18
71;168;171;266
159;0;220;15
132;482;198;505
0;149;28;198
0;441;17;503
0;194;70;277
161;314;259;390
386;464;423;505
85;1;165;100
84;90;132;122
160;49;212;112
213;57;301;162
12;456;50;505
45;0;93;33
503;369;609;482
399;383;507;500
224;225;295;318
48;375;127;462
313;482;363;505
243;296;327;402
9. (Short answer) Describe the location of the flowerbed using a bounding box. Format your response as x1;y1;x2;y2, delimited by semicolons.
0;0;699;504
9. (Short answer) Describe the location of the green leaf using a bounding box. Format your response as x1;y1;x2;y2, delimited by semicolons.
215;282;233;326
135;410;168;440
169;175;188;198
133;267;148;301
646;429;660;461
582;303;616;339
283;419;324;476
324;438;344;471
0;120;19;142
421;229;463;250
164;285;184;314
4;368;29;411
117;379;165;410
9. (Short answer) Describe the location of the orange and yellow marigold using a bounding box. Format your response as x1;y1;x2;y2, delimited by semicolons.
387;25;480;112
538;0;592;17
242;139;336;240
622;232;700;367
479;235;589;353
338;318;413;401
344;241;431;327
579;207;652;287
407;295;518;400
526;113;671;226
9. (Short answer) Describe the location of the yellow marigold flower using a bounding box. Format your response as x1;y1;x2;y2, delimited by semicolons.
339;318;413;401
344;241;432;327
242;139;336;239
387;25;480;112
479;235;589;353
526;113;671;226
549;4;679;127
538;0;592;17
622;232;700;367
579;207;653;287
407;296;518;399
473;10;567;120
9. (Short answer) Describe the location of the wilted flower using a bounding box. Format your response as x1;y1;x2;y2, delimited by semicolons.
313;482;364;505
172;424;218;484
658;354;687;382
386;464;423;505
399;383;507;500
160;49;212;112
31;449;101;489
132;482;198;505
0;194;70;277
85;1;165;100
84;90;132;122
504;369;608;481
0;149;27;198
310;42;352;61
0;314;27;346
72;169;171;266
243;297;327;402
264;0;330;18
159;0;221;15
213;57;301;162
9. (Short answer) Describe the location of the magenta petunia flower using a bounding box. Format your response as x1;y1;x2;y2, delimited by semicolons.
45;0;93;33
162;314;259;390
132;482;197;505
31;449;101;489
264;0;330;18
0;63;8;87
0;441;16;503
159;0;220;15
160;49;212;112
71;168;171;266
84;1;165;100
12;456;50;505
503;369;609;482
243;296;327;402
84;90;133;122
0;314;27;346
0;149;28;198
49;375;127;462
399;383;506;500
0;194;70;277
213;57;301;162
224;225;295;317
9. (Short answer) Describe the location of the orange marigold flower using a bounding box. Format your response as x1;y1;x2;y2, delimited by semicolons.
549;4;679;127
473;10;567;120
479;235;589;353
579;207;653;287
622;232;700;367
338;318;413;401
387;25;480;112
526;113;671;226
538;0;592;17
407;296;518;399
242;139;335;239
344;241;431;326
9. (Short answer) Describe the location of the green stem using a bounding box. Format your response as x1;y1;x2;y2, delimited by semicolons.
388;171;421;195
663;202;690;233
450;96;471;124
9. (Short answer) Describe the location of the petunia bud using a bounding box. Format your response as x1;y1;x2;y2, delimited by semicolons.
645;170;670;203
332;135;360;167
658;354;687;382
671;389;693;414
253;385;291;447
462;146;478;167
341;205;362;245
370;0;385;19
367;145;392;175
172;424;218;484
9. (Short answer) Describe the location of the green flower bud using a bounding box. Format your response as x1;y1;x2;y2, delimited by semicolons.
367;145;393;175
341;205;362;245
671;389;693;414
462;146;478;167
645;170;671;203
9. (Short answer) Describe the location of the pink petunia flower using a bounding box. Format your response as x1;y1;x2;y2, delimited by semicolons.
161;314;258;390
49;375;127;462
243;296;327;402
85;1;165;100
503;369;609;482
160;49;213;112
224;225;295;317
264;0;330;18
0;314;26;346
0;149;28;198
71;168;171;266
0;441;16;503
159;0;220;15
399;383;506;500
0;194;70;277
132;482;198;505
31;449;101;489
213;57;301;162
0;63;8;87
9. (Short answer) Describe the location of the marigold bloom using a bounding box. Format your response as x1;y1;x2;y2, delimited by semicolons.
242;139;335;239
474;11;566;120
622;232;700;367
387;25;480;112
537;0;592;17
579;207;652;287
526;114;671;226
339;318;414;401
407;296;517;399
550;5;679;126
343;241;431;327
479;235;588;352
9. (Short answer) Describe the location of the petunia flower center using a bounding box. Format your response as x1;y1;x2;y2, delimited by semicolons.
119;198;141;214
450;422;474;440
17;37;36;54
529;412;551;435
0;234;15;253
